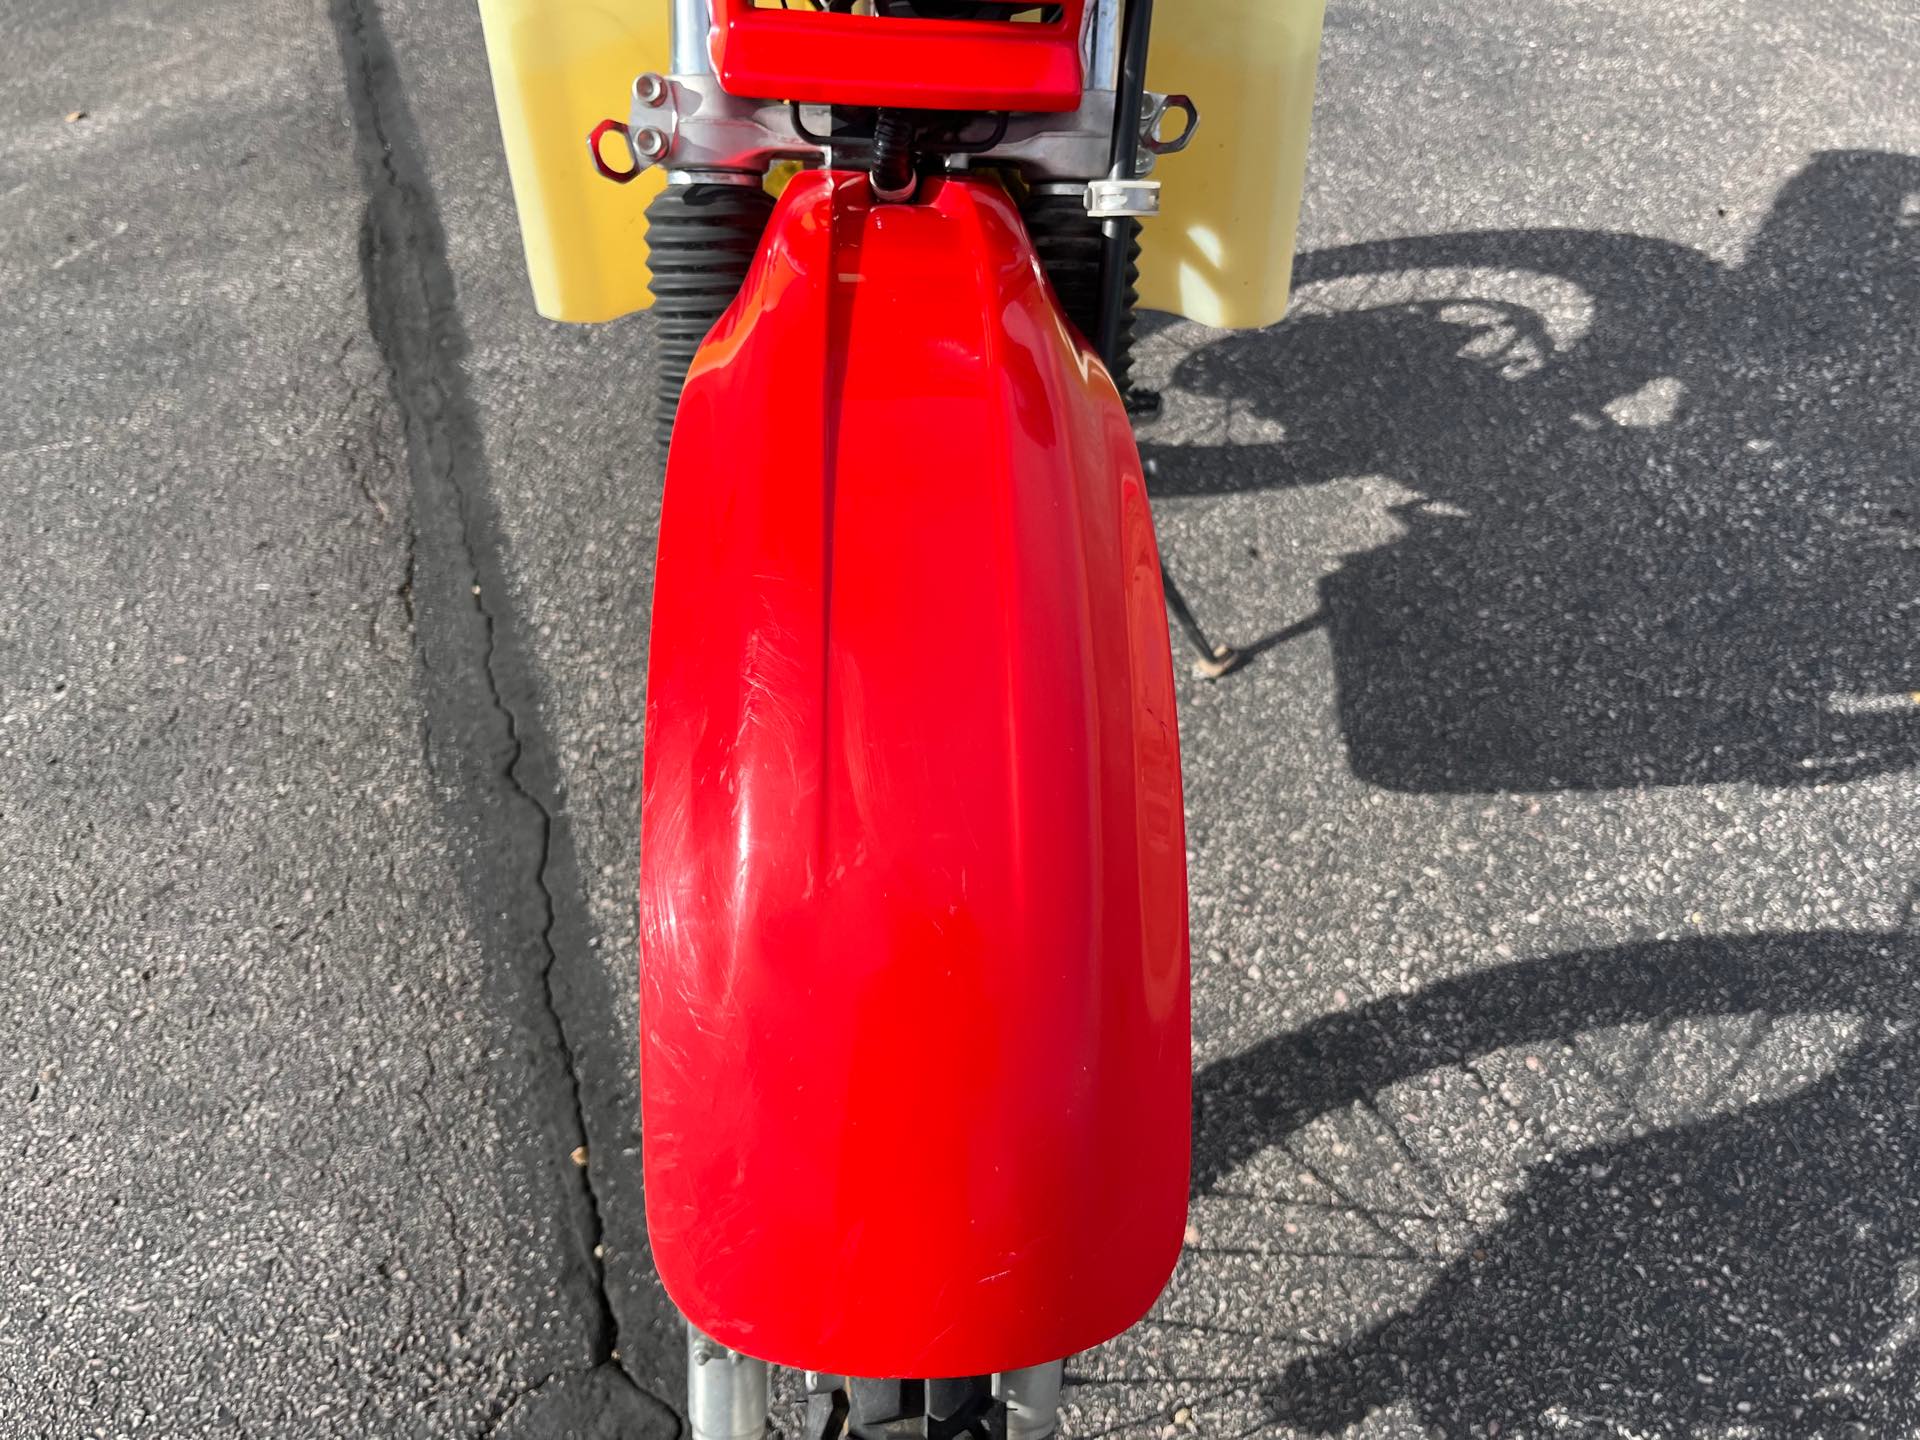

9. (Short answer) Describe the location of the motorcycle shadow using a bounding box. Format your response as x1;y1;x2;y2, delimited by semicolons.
1191;924;1920;1437
1142;148;1920;793
1139;148;1920;1437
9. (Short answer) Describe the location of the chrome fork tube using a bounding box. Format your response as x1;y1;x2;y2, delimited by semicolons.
686;1324;771;1440
1084;0;1123;94
666;0;762;184
998;1361;1066;1440
671;0;716;76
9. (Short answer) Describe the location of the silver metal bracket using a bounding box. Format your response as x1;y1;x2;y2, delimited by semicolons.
991;91;1120;182
1085;177;1161;219
627;71;821;175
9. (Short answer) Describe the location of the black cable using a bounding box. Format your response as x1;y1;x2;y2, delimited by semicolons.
789;101;833;146
870;109;916;198
943;111;1009;155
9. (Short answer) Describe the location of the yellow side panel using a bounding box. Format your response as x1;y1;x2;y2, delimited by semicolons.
477;0;668;323
1137;0;1327;330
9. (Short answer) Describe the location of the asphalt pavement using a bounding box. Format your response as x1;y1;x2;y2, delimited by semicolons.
3;0;1917;1436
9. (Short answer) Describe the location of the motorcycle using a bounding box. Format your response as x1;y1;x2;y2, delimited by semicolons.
477;1;1324;1434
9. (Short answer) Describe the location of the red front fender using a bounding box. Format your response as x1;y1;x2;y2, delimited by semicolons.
639;172;1189;1378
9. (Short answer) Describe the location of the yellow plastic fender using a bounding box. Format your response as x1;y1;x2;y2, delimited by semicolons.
1139;0;1327;330
476;0;668;322
478;0;1325;329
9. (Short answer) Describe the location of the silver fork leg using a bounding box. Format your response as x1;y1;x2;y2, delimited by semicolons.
997;1362;1065;1440
687;1323;771;1440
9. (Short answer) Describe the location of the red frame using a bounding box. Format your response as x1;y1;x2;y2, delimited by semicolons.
712;0;1087;112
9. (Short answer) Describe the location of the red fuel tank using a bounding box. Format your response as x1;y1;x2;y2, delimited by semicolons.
639;172;1189;1379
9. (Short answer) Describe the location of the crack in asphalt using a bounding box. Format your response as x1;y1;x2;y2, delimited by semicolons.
329;0;673;1427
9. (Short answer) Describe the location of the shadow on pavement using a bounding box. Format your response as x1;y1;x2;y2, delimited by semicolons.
1149;149;1920;792
1194;925;1920;1436
1166;150;1920;1432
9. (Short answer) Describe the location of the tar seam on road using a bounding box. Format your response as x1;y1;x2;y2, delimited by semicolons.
329;0;675;1430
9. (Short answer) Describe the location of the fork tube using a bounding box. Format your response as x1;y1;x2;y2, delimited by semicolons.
1085;0;1123;94
686;1324;771;1440
671;0;716;75
998;1362;1066;1440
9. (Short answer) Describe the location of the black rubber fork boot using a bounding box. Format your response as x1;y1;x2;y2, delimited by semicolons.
1022;189;1149;412
644;180;777;449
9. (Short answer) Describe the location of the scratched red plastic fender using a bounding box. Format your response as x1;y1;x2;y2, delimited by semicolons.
639;171;1190;1379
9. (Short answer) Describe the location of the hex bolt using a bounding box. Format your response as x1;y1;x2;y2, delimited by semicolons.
634;127;670;159
635;72;669;107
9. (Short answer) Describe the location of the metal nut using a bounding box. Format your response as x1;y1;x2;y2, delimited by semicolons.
633;127;670;159
635;72;669;107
